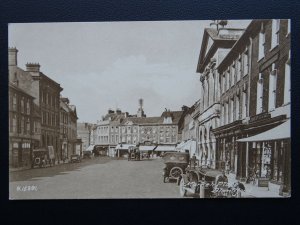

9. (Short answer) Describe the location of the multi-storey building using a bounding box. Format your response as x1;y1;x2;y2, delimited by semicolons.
9;83;34;168
196;24;245;168
29;64;63;161
9;48;41;168
60;97;78;160
94;109;128;156
77;122;96;152
178;103;200;156
117;109;184;157
9;48;63;163
212;19;290;196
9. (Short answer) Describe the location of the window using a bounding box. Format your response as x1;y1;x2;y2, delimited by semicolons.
271;141;284;183
21;97;24;113
284;52;291;104
26;118;30;133
242;90;248;118
111;135;114;143
48;113;51;125
224;103;228;125
256;74;264;114
12;114;17;133
237;57;241;81
243;50;249;76
220;104;224;125
226;70;230;90
12;94;17;111
235;96;240;120
230;98;234;122
20;116;24;134
26;101;30;114
258;26;265;60
271;19;280;49
230;65;235;87
221;73;225;94
268;64;277;111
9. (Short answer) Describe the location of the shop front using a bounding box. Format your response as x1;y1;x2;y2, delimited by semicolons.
10;138;32;168
115;144;136;158
213;120;244;174
237;119;291;195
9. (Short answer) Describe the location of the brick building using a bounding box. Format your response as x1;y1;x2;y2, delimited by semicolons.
9;83;34;168
8;48;41;168
60;97;78;160
9;48;63;163
212;19;290;196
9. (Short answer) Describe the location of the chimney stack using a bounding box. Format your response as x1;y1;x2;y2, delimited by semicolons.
26;63;40;72
8;47;18;66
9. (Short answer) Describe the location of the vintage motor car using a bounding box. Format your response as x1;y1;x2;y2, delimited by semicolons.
179;164;245;198
70;154;81;163
32;148;51;168
128;146;141;161
162;152;190;183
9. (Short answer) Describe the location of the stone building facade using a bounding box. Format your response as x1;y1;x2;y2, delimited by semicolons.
119;110;184;146
196;26;245;168
94;109;128;156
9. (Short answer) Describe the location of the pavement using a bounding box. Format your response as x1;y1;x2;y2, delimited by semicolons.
226;173;284;198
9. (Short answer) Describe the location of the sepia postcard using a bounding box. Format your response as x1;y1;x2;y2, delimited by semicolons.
8;19;291;199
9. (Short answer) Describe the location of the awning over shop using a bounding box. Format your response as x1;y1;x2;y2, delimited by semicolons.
139;146;156;151
237;119;290;142
85;145;95;151
155;145;177;152
176;141;187;150
176;140;197;154
115;144;136;150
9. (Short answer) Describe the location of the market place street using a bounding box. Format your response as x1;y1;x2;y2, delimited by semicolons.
9;157;180;199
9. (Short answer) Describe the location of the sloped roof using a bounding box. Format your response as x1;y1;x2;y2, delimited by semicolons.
121;110;184;125
121;116;161;125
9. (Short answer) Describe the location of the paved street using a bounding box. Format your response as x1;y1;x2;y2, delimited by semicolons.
9;157;180;199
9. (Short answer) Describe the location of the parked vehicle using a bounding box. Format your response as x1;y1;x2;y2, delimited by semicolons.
179;164;245;198
162;152;190;183
83;150;93;159
32;148;52;168
70;154;81;163
128;146;141;161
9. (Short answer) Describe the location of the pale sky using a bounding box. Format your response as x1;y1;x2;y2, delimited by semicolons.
9;20;251;123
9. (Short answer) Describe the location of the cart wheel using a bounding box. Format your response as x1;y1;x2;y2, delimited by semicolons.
179;178;187;197
170;167;183;179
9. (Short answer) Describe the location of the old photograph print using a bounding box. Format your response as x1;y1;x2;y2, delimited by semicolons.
8;19;291;199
